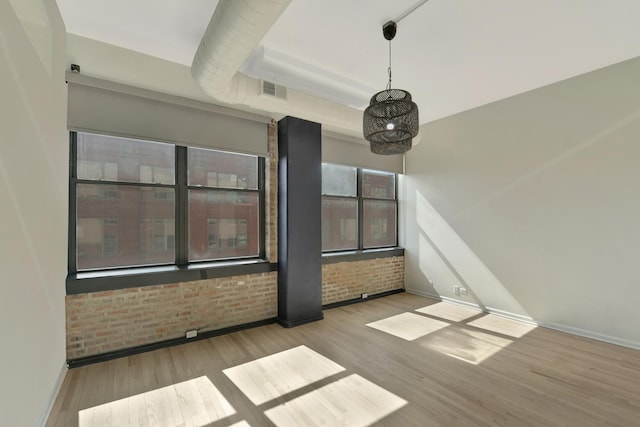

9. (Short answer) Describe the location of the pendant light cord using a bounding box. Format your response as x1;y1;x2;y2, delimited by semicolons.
387;40;392;90
384;0;429;90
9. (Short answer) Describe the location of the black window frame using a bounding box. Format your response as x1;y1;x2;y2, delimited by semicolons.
67;131;271;294
321;163;399;253
185;145;264;263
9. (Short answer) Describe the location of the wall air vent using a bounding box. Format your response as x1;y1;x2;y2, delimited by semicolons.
260;80;287;100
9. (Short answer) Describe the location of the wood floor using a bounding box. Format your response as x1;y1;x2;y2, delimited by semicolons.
47;293;640;426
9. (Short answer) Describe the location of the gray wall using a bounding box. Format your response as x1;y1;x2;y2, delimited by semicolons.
0;0;68;424
403;57;640;348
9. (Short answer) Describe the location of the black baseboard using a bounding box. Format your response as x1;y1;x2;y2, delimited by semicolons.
67;289;404;368
276;313;324;328
322;288;405;310
67;318;277;368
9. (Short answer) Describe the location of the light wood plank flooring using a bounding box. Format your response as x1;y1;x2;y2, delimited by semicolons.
47;293;640;426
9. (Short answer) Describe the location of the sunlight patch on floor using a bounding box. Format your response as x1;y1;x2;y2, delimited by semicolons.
78;376;235;427
416;301;481;322
467;313;537;338
264;374;407;427
421;327;513;365
366;312;450;341
223;345;346;405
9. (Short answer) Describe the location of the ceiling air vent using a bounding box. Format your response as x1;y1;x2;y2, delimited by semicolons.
260;80;287;100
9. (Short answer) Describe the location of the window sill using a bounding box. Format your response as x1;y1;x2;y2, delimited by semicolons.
66;248;404;294
322;247;404;264
66;259;277;295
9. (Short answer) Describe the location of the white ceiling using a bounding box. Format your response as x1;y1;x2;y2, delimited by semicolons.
57;0;640;124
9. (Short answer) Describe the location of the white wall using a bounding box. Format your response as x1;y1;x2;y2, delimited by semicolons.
0;0;68;424
64;34;370;139
404;57;640;348
67;33;212;104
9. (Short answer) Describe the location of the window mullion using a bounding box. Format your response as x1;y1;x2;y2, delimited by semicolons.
175;146;188;266
74;179;175;189
357;168;364;250
258;157;266;259
394;172;399;247
68;132;78;273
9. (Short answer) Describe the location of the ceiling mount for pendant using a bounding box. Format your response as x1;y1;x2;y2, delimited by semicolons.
383;21;397;41
363;19;419;155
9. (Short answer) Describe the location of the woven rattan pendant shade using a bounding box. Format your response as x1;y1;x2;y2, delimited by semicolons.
363;21;419;155
364;88;418;155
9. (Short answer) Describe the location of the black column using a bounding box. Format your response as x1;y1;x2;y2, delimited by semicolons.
277;116;323;327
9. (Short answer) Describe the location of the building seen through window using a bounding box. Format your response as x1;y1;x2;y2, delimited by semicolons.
72;132;262;271
321;163;397;251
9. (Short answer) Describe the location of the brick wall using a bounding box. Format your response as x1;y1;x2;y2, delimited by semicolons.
66;256;404;359
65;120;405;360
266;119;278;260
66;273;277;359
322;256;404;305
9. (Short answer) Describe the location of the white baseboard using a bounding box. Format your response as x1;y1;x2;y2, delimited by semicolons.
405;288;640;350
38;362;67;427
538;321;640;351
484;306;536;325
405;287;442;301
406;288;486;312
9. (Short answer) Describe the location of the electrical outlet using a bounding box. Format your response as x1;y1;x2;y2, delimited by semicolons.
453;285;460;296
186;329;198;339
361;293;368;299
460;287;469;296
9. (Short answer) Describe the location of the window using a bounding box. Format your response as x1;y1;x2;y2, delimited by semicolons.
362;169;397;248
102;235;118;255
140;165;173;184
322;164;358;251
321;164;397;251
188;147;260;261
207;218;219;248
70;132;264;272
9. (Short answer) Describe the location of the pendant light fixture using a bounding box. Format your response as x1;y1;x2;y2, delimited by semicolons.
363;20;419;155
